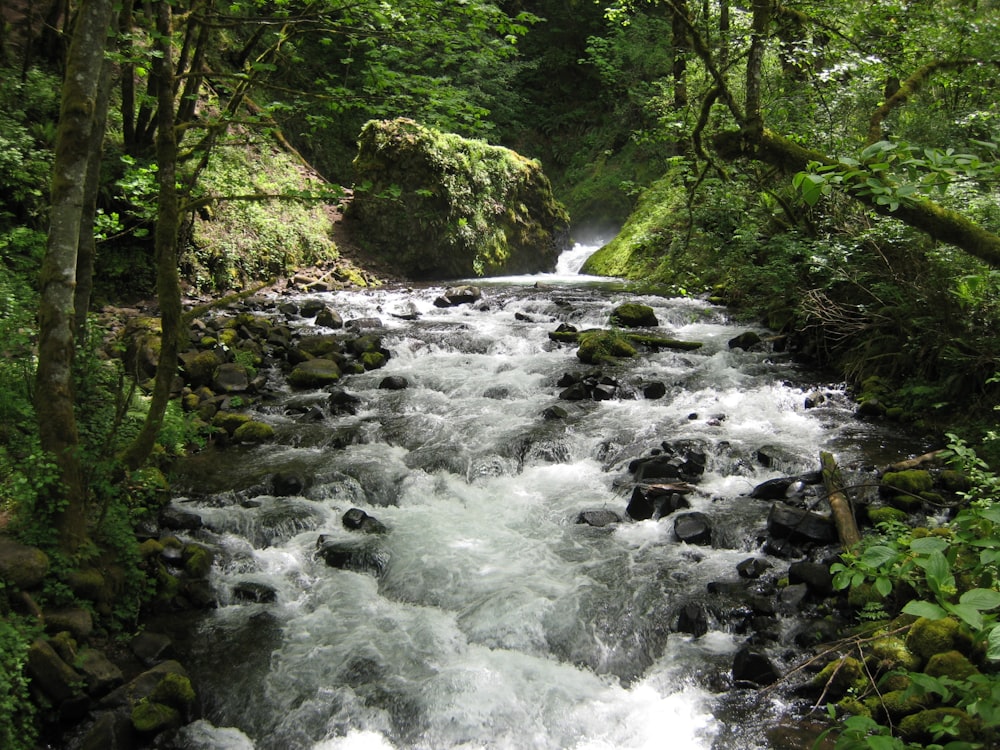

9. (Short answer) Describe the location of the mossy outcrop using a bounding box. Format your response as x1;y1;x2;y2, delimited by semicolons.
349;118;569;279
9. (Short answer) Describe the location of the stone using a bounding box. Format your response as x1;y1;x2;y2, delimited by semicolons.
379;375;409;390
434;285;483;307
44;607;94;639
542;405;568;420
131;631;174;667
315;306;344;328
289;358;341;388
750;473;820;500
232;581;278;604
676;603;709;637
575;509;621;527
788;561;834;595
159;505;203;531
329;388;362;415
736;557;772;579
342;508;388;534
0;536;49;588
299;299;327;318
131;701;181;735
212;362;250;393
728;331;762;350
732;645;780;686
643;381;667;399
232;420;275;443
673;512;713;545
78;648;125;696
766;503;836;544
350;118;568;279
610;302;658;327
626;485;691;521
27;638;84;703
316;535;389;577
78;710;135;750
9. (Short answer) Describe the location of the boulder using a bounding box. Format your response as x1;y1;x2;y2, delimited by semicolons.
626;485;691;521
434;285;482;307
329;388;363;415
212;362;250;393
736;557;772;579
27;638;84;704
728;331;762;350
766;504;836;544
673;512;713;545
610;303;658;327
0;536;49;588
788;561;834;596
575;509;622;527
231;581;278;604
676;603;709;637
732;645;780;686
643;381;667;399
315;306;344;328
316;535;389;577
288;359;341;388
349;118;569;279
379;375;409;390
232;420;275;443
342;508;388;535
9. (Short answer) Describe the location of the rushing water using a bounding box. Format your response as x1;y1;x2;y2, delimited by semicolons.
163;243;922;750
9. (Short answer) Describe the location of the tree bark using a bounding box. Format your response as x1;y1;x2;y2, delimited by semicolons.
820;451;861;550
35;0;116;552
120;0;183;472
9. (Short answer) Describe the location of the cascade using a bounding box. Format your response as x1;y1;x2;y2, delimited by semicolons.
161;242;922;749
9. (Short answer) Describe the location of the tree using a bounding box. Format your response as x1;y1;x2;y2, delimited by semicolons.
35;0;117;552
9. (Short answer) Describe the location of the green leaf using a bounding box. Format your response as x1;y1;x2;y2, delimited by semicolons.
987;624;1000;661
946;603;983;630
910;536;949;554
861;544;899;568
874;576;893;597
959;588;1000;611
902;600;948;619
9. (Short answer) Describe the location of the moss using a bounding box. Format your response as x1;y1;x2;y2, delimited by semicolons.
899;707;979;744
361;351;386;370
149;671;196;708
811;656;868;699
866;636;920;672
866;506;909;525
610;302;658;327
138;539;165;560
218;328;239;347
869;688;931;720
288;359;341;388
232;420;275;443
836;697;871;718
881;470;934;496
576;329;637;364
924;650;980;680
906;616;973;662
131;700;181;734
212;411;251;435
182;543;214;579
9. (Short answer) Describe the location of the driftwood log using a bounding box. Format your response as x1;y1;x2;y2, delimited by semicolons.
820;451;862;549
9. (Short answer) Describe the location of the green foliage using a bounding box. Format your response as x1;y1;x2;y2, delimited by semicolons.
820;435;1000;749
0;616;38;750
186;133;340;291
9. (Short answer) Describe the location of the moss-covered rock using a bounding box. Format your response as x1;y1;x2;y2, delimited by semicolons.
899;707;979;744
866;506;909;526
131;700;181;734
350;118;569;279
906;616;973;662
148;671;196;709
924;650;980;680
0;537;50;588
288;358;341;388
610;303;658;327
576;329;637;364
182;543;215;579
232;420;275;443
212;411;252;435
865;636;920;672
881;470;934;496
810;656;868;700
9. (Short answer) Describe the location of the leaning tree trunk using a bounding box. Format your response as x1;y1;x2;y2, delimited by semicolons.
120;0;183;472
36;0;116;552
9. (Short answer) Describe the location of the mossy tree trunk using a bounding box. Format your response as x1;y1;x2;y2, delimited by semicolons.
35;0;116;553
120;0;183;472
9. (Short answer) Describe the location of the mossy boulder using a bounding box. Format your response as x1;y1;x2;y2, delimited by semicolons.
232;420;275;443
924;650;980;680
576;330;637;364
349;118;569;279
881;470;934;496
131;700;181;734
0;536;50;588
288;358;341;388
810;656;867;700
212;411;252;435
899;708;979;744
906;616;973;662
610;303;658;327
866;636;920;672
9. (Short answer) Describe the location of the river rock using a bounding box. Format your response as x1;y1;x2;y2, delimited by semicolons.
316;535;389;576
77;710;135;750
342;508;388;534
379;375;409;390
643;381;667;399
731;645;780;686
78;648;126;696
542;405;568;420
131;631;175;667
315;306;344;328
626;485;692;521
610;302;658;327
766;503;836;544
272;471;307;496
788;561;834;595
28;637;84;704
232;581;278;604
434;285;482;307
299;299;327;318
736;557;772;579
676;603;709;637
159;505;204;531
213;362;250;393
728;331;762;350
0;536;49;588
673;512;712;545
329;388;363;415
576;509;622;527
750;472;820;500
288;358;341;388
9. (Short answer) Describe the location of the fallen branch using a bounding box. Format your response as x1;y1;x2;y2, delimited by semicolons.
821;451;862;549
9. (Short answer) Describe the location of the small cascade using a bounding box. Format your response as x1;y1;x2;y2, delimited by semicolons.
162;242;923;749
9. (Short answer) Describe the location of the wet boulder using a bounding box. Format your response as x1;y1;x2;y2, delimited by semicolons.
212;362;251;394
610;303;658;327
316;535;389;577
288;359;341;388
673;512;713;545
0;536;49;588
349;118;569;279
576;509;622;527
232;581;278;604
315;306;344;328
728;331;762;350
675;603;709;637
750;472;820;501
329;388;363;415
788;561;834;596
766;504;836;544
434;285;483;307
732;645;780;687
379;375;409;390
342;508;388;535
626;484;692;521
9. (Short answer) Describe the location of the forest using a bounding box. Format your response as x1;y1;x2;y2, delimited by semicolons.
1;0;1000;748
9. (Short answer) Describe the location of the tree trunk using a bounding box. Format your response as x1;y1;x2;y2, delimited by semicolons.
120;0;182;472
36;0;116;552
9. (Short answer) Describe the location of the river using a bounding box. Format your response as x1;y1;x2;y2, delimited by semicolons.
161;241;924;750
